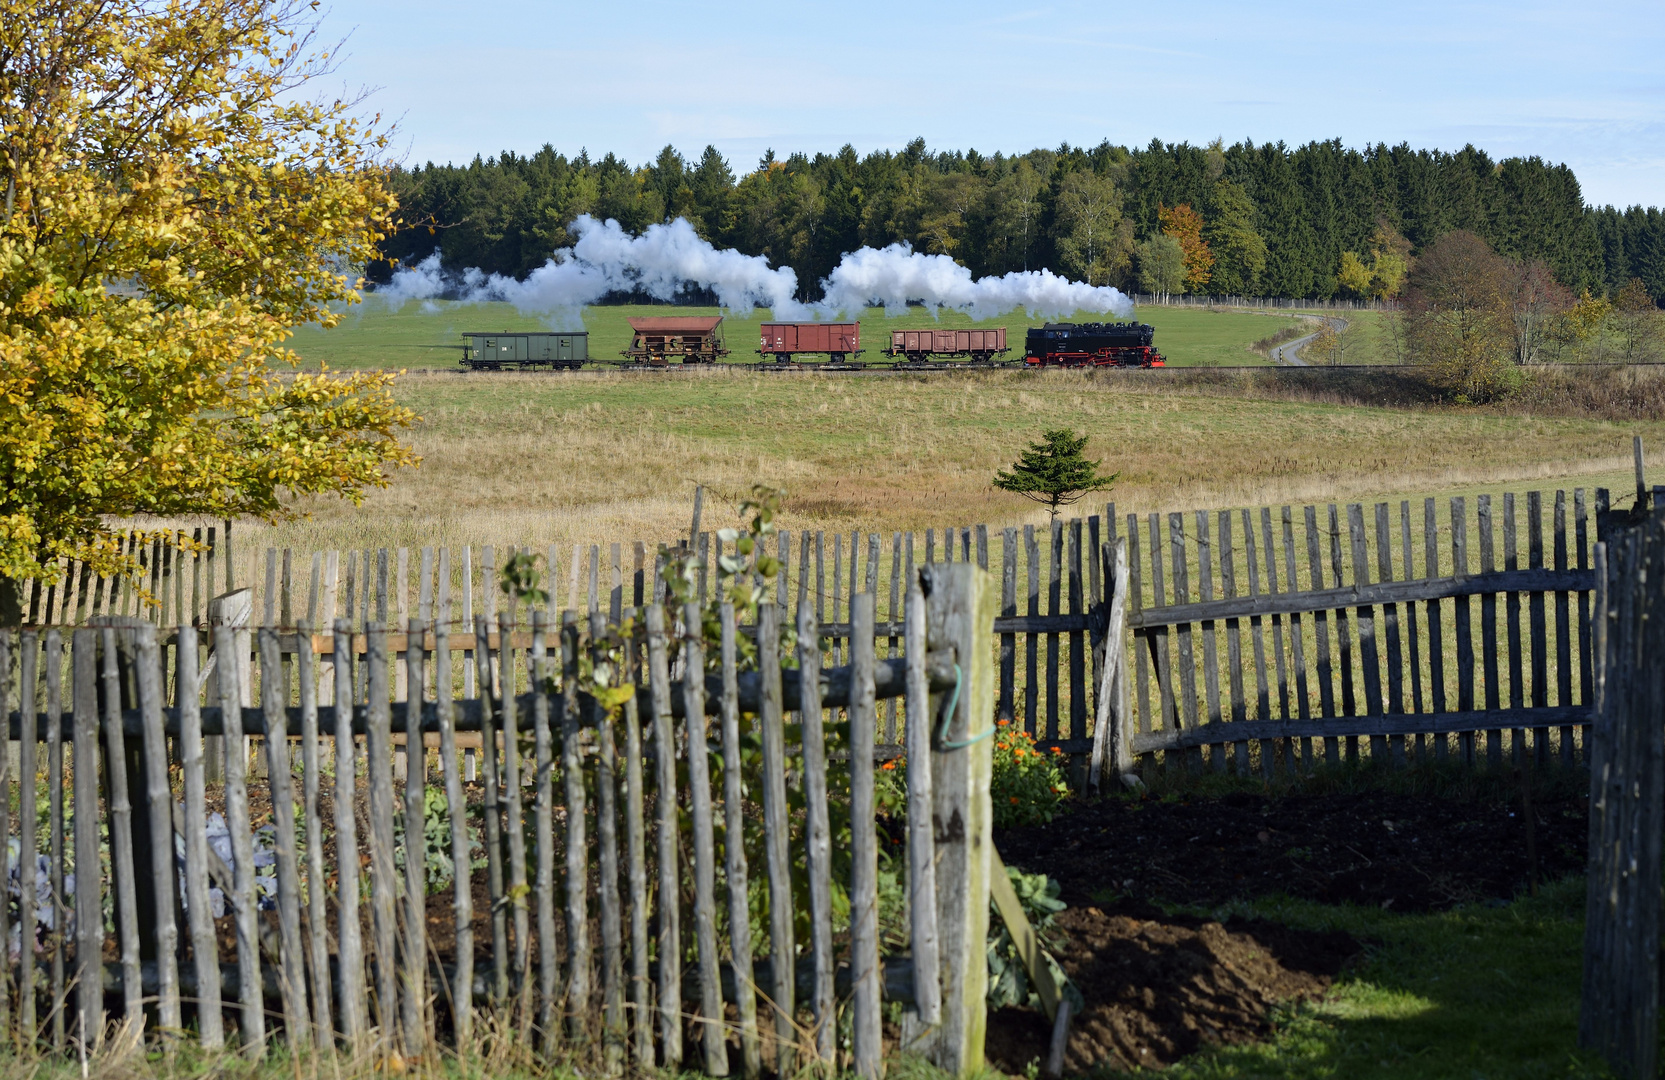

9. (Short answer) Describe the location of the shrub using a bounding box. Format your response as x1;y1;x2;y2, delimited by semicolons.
991;721;1069;827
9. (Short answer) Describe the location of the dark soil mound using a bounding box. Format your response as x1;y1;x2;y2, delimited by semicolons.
985;906;1358;1073
996;787;1586;912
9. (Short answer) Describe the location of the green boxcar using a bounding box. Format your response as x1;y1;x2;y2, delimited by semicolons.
461;331;589;370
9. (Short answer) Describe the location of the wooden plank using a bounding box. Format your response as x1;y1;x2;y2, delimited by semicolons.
832;532;843;664
1555;491;1574;763
888;532;904;743
1127;516;1152;754
1257;510;1288;732
1024;525;1040;737
294;625;333;1045
42;629;64;1050
434;616;473;1045
1377;504;1407;768
174;628;223;1047
849;594;882;1080
1282;508;1312;768
1150;514;1177;751
1068;519;1086;741
1242;511;1274;774
1000;528;1017;725
69;633;102;1047
1576;489;1593;716
1424;499;1448;761
366;622;399;1049
257;629;311;1045
1347;506;1385;763
1046;519;1063;742
474;616;509;1005
903;586;940;1036
214;623;264;1051
1132;704;1594;754
591;614;625;1072
1451;498;1476;764
919;563;994;1076
1505;494;1525;762
1478;497;1503;766
1304;507;1338;763
1090;538;1133;788
1194;511;1224;771
988;848;1061;1022
1401;502;1425;760
499;613;531;1019
537;614;562;1042
99;629;143;1029
797;603;836;1062
719;605;761;1077
1089;513;1105;717
1328;506;1360;763
621;627;652;1067
329;619;366;1045
1169;513;1199;770
16;631;39;1046
1529;491;1548;763
397;618;428;1050
756;604;795;1074
646;604;682;1067
1219;511;1249;774
681;602;727;1074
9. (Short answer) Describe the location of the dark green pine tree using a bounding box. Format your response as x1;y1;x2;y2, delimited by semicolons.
992;430;1117;522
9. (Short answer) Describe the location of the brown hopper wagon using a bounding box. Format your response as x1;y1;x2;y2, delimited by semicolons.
622;316;730;365
758;322;862;363
883;326;1009;363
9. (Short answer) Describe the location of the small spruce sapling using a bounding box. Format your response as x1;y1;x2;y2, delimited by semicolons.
993;429;1117;523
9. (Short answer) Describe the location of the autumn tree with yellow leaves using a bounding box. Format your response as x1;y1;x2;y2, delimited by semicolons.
0;0;418;620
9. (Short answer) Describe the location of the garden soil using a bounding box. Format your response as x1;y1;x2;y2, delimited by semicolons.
983;785;1587;1073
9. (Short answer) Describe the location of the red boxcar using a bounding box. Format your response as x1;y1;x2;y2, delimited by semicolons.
758;322;861;361
884;327;1009;362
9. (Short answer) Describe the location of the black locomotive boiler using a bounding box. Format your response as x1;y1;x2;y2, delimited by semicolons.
1023;322;1165;368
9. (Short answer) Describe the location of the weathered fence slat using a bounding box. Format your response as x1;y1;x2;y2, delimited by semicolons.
366;624;398;1049
682;602;727;1075
1479;498;1503;766
1169;514;1199;767
757;604;794;1075
100;629;143;1027
797;604;835;1062
1555;491;1575;763
1194;512;1223;771
216;623;264;1051
474;615;509;1005
537;614;561;1042
136;624;183;1033
1025;525;1040;737
16;631;39;1046
1452;499;1476;763
621;626;652;1066
646;604;682;1067
1424;500;1448;760
719;604;761;1078
849;593;882;1080
1378;504;1407;767
1529;492;1548;761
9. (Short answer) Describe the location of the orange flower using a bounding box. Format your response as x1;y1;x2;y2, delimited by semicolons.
881;761;896;771
998;719;1010;726
1010;797;1020;804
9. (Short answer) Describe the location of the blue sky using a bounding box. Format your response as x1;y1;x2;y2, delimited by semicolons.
315;0;1664;208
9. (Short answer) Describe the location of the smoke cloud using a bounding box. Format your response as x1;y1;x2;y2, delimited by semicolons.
378;215;1132;326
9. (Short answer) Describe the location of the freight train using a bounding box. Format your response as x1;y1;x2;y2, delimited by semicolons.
459;318;1164;370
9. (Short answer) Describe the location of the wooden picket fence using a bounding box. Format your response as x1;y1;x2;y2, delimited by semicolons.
15;484;1624;785
0;564;998;1073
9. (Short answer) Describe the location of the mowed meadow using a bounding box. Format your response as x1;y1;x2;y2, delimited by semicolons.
232;367;1665;572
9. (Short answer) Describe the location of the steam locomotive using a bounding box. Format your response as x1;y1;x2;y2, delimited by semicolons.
1023;322;1165;368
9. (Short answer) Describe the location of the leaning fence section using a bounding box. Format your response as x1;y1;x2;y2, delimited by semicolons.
0;564;1000;1074
1097;490;1602;777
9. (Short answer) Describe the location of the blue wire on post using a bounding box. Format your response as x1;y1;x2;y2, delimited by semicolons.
935;663;992;751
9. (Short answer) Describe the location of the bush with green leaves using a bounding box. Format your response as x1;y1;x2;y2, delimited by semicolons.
991;720;1070;827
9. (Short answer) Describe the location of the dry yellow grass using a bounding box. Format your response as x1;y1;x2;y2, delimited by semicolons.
183;366;1665;584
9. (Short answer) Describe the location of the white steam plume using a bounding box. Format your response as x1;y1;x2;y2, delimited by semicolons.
377;215;1131;326
818;243;1132;321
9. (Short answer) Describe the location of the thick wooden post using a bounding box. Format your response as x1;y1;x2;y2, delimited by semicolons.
920;562;994;1076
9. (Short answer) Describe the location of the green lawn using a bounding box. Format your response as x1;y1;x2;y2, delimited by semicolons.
285;301;1306;371
1158;880;1607;1080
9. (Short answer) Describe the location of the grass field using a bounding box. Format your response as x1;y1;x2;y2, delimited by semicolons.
220;367;1665;578
284;301;1308;370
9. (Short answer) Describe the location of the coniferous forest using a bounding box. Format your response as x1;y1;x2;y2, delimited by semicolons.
374;138;1664;307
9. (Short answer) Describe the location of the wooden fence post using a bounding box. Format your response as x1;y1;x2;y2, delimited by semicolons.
1580;526;1665;1080
919;562;995;1076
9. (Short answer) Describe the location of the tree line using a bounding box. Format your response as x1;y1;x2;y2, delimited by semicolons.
375;138;1664;308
